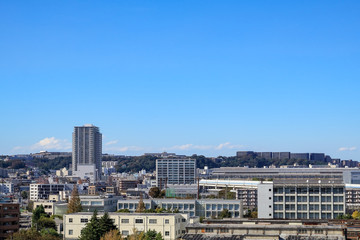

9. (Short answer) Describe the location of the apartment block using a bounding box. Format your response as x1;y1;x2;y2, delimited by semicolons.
0;183;13;194
237;188;257;208
156;159;196;188
0;203;19;240
72;125;102;181
30;184;73;201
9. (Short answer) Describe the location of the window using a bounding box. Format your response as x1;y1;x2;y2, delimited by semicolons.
205;228;213;233
149;219;157;224
81;218;88;223
165;219;169;224
69;218;73;223
121;219;129;223
69;230;73;235
315;229;323;234
220;228;229;233
135;219;143;224
182;218;186;222
165;231;170;236
298;229;307;234
122;231;129;236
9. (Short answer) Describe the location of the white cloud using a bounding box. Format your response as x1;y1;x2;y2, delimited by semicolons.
12;137;71;153
105;140;119;146
339;146;357;152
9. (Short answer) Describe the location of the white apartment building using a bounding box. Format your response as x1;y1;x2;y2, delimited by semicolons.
63;212;190;240
156;158;196;188
29;184;73;201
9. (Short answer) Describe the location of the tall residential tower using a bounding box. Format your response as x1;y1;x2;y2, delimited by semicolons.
72;124;102;182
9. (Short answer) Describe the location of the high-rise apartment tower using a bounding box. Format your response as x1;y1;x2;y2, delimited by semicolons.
72;124;102;181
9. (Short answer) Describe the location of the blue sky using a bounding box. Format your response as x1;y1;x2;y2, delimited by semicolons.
1;1;359;159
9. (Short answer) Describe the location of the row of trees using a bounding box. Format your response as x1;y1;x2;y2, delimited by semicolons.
3;153;329;174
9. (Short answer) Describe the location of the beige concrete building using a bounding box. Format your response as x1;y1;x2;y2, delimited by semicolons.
63;212;191;240
33;201;66;216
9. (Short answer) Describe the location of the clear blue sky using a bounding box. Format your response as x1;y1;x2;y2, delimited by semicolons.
1;1;359;159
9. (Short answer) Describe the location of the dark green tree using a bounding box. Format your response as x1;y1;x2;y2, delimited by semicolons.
21;191;28;199
79;210;101;240
99;212;117;236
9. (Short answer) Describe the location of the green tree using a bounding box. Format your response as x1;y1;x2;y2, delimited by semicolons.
99;212;117;236
37;216;57;231
40;228;60;237
32;205;47;227
144;230;163;240
218;209;231;219
148;187;160;198
79;210;101;240
21;191;28;199
67;185;82;213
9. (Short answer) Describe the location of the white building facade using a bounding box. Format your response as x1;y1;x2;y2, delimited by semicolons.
156;158;196;188
63;212;190;240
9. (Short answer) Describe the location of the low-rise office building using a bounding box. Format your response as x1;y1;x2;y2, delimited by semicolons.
33;201;66;216
258;179;345;220
78;195;122;212
117;199;243;218
63;212;190;240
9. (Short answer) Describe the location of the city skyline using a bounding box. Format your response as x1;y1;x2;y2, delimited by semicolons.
1;1;360;159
